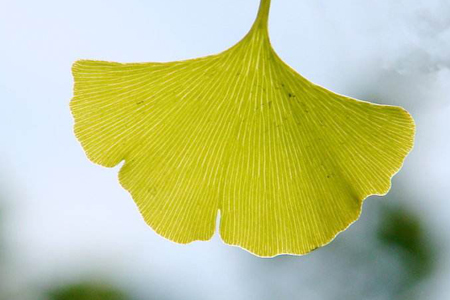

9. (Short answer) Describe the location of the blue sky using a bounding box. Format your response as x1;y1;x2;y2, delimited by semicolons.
1;0;449;299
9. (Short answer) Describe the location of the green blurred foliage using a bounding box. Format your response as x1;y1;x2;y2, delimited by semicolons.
378;205;435;290
47;282;131;300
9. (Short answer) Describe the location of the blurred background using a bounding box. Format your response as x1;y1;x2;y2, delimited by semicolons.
1;0;449;299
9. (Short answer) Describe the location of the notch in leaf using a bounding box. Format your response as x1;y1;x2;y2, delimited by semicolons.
71;0;415;257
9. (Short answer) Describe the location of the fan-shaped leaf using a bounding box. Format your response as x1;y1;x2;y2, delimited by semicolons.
71;0;415;257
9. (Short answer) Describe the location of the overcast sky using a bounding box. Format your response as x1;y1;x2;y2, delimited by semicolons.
1;0;449;299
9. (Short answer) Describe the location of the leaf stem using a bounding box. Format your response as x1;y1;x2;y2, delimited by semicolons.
252;0;271;33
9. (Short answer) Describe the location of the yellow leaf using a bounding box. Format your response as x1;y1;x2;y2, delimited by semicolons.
71;0;415;257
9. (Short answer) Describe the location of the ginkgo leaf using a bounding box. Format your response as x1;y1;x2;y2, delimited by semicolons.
71;0;415;257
